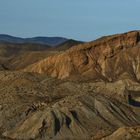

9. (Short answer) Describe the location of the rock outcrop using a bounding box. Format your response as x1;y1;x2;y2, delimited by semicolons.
3;92;140;140
24;31;140;81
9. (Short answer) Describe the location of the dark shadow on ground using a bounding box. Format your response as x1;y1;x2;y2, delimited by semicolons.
128;94;140;107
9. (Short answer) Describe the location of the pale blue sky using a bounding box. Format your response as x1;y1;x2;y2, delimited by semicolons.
0;0;140;41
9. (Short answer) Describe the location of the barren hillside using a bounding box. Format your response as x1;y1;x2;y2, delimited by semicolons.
0;31;140;140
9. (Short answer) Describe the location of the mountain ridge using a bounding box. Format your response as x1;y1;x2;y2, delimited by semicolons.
24;30;140;81
0;34;70;46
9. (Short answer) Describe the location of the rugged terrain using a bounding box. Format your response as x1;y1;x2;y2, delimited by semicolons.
0;39;82;70
0;31;140;140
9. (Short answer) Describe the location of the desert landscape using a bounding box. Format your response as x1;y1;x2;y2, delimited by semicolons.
0;30;140;140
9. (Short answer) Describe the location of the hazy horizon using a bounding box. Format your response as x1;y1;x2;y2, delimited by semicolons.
0;0;140;41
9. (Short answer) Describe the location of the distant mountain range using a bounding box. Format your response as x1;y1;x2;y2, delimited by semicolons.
0;34;69;46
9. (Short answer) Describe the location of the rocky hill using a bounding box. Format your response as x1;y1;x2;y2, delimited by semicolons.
0;39;82;70
1;31;140;140
24;31;140;81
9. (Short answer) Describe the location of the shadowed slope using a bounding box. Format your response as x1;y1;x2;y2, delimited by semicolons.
0;39;82;70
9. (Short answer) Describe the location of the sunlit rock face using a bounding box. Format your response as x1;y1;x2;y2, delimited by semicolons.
24;31;140;82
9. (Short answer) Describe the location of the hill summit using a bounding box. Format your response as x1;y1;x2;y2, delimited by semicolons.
24;31;140;81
